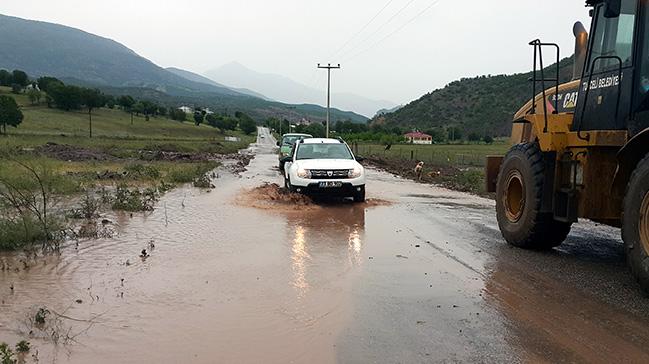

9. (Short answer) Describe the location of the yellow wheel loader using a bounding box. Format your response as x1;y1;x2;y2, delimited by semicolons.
487;0;649;292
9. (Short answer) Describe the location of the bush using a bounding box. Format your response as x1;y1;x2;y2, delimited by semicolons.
0;215;52;250
125;163;161;179
111;185;158;212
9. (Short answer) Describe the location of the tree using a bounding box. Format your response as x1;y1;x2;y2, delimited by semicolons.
11;70;29;87
27;88;42;105
169;107;187;122
447;126;463;142
223;117;238;131
80;88;106;138
0;95;24;134
105;95;116;109
48;84;83;111
239;116;257;135
141;101;158;121
468;132;481;142
36;77;63;93
0;70;11;86
131;101;145;116
426;127;447;143
117;95;136;110
117;95;136;124
206;114;222;129
305;123;326;138
193;111;204;126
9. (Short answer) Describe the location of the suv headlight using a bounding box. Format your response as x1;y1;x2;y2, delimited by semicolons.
297;168;311;178
348;166;362;178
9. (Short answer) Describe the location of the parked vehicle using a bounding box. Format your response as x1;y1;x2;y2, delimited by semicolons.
282;138;366;202
277;133;312;170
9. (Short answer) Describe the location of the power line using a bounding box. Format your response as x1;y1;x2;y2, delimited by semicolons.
338;0;420;60
343;0;442;63
329;0;397;59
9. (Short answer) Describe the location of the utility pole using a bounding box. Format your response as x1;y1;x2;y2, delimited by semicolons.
317;63;341;138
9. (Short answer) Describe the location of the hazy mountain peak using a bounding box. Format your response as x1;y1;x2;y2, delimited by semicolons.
203;62;397;117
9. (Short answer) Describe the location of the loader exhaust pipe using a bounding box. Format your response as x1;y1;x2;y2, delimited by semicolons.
573;21;588;81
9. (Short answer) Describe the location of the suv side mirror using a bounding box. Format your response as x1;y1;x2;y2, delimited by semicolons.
281;156;292;163
276;141;281;147
355;156;365;162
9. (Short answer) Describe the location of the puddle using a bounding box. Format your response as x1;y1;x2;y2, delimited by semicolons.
236;183;391;212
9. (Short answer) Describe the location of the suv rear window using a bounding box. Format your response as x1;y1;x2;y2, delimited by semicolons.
296;144;353;160
282;135;311;145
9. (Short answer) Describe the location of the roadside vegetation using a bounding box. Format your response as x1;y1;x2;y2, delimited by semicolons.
0;70;257;251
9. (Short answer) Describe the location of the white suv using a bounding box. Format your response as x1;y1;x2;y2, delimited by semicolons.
282;138;366;202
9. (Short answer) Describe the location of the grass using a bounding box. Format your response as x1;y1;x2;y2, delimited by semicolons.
357;142;512;197
353;142;510;167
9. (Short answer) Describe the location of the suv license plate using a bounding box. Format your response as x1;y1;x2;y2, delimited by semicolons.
319;181;342;188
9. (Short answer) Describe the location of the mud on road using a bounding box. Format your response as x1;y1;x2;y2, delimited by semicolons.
2;127;649;363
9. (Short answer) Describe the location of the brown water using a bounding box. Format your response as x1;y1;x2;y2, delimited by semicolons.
3;128;649;363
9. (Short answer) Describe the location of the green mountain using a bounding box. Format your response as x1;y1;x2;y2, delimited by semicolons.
0;14;367;124
372;57;575;137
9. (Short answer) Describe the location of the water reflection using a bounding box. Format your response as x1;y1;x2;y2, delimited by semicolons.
291;225;310;297
287;204;366;299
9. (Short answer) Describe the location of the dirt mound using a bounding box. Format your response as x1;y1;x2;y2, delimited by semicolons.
36;143;115;162
223;153;254;174
236;183;318;211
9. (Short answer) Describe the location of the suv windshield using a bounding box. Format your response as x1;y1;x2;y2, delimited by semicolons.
282;136;309;145
296;143;354;160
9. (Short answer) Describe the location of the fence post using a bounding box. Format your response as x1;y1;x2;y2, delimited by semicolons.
410;150;414;160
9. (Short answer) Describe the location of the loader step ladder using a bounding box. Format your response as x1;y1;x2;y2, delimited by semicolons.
529;40;561;134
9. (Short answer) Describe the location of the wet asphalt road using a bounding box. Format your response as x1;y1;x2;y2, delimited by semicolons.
2;127;649;363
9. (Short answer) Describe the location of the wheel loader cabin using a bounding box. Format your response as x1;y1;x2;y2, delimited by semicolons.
488;0;649;292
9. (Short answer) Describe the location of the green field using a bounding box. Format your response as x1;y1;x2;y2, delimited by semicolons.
353;142;510;167
1;87;252;153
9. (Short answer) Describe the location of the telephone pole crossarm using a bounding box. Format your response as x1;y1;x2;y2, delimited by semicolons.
317;63;341;138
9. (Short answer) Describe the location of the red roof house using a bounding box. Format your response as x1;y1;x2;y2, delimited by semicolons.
404;131;433;145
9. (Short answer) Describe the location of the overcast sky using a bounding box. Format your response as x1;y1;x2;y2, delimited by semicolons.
1;0;590;104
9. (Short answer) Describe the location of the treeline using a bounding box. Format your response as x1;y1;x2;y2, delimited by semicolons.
0;68;259;136
189;110;257;135
263;117;494;145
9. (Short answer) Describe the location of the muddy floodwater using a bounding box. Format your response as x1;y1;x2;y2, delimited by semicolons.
3;127;649;363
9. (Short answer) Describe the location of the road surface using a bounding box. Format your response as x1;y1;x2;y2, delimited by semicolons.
2;127;649;363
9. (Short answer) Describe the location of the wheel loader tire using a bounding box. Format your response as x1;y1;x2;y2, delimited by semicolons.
496;143;571;250
622;154;649;293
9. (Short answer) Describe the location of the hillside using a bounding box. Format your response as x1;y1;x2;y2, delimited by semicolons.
373;57;575;137
0;14;367;124
0;14;243;97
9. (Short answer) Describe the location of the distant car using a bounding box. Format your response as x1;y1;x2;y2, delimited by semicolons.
277;133;312;170
281;138;366;202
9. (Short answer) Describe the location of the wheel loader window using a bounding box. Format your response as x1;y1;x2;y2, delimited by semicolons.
588;0;637;73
